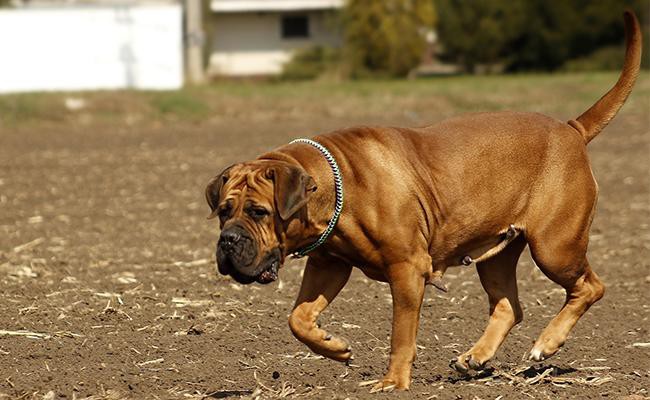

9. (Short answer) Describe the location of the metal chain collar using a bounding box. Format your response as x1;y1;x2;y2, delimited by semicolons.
289;138;344;258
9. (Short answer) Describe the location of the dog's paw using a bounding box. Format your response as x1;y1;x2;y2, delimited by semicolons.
527;345;561;362
370;379;396;394
450;358;469;374
528;338;564;362
528;348;546;362
307;333;352;362
369;375;408;393
450;353;487;374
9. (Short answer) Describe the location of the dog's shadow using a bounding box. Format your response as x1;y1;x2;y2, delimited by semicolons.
204;389;253;399
518;364;577;378
444;364;578;384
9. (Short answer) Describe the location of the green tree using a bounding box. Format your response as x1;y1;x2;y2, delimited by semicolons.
342;0;436;77
435;0;524;72
435;0;647;72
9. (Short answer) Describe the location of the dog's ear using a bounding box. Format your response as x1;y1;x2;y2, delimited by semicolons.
268;164;317;220
205;165;233;220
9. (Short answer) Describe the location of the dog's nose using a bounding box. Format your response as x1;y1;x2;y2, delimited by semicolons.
219;231;241;249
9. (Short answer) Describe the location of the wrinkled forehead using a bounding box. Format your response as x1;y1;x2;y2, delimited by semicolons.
222;163;274;204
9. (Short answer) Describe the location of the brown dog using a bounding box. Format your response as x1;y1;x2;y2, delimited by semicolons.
205;12;642;392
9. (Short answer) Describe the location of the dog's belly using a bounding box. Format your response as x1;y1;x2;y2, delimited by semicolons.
441;224;522;267
357;265;388;282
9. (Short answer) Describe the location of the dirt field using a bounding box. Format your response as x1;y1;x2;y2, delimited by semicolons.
1;73;649;399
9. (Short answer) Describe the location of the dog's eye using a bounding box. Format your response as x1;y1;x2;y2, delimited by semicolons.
247;207;269;220
217;205;232;221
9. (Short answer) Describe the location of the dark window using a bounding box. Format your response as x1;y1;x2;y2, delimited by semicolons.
281;15;309;39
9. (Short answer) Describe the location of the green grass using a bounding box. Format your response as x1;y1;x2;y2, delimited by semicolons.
149;91;210;119
0;93;67;124
0;72;647;127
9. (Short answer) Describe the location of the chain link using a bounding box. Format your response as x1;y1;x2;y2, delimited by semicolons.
289;138;344;257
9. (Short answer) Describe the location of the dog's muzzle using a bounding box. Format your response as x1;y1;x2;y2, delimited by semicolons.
216;226;281;284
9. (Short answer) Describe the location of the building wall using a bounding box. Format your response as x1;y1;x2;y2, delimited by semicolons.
0;4;183;93
208;11;340;76
211;0;344;12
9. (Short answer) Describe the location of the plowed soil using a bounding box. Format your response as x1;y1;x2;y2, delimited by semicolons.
1;74;649;399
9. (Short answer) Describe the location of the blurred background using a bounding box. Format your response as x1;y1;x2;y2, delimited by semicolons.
0;0;648;126
0;0;648;92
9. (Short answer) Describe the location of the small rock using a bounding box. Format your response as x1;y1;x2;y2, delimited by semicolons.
28;215;43;224
42;391;55;400
187;325;204;335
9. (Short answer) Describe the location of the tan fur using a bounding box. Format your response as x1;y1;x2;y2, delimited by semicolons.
573;11;642;143
206;12;642;391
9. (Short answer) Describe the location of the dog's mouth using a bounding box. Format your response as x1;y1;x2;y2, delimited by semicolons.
217;248;282;285
256;258;280;284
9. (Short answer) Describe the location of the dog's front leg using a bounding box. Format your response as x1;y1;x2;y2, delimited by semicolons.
372;262;425;392
289;256;353;362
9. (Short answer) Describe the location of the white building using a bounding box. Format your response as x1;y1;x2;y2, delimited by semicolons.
0;1;183;93
208;0;343;76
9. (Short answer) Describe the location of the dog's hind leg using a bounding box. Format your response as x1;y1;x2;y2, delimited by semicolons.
452;235;527;373
525;181;605;361
527;253;605;361
289;255;353;362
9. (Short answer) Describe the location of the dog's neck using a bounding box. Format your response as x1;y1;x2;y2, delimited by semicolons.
260;144;339;257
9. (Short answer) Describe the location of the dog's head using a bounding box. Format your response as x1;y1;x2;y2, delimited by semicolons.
205;160;316;284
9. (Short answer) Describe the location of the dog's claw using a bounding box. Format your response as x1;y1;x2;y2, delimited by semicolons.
370;381;397;394
468;357;483;370
450;359;469;374
324;334;332;341
528;348;546;362
346;346;352;353
345;355;355;366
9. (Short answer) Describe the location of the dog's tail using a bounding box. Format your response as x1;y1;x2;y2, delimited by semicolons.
569;11;642;144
